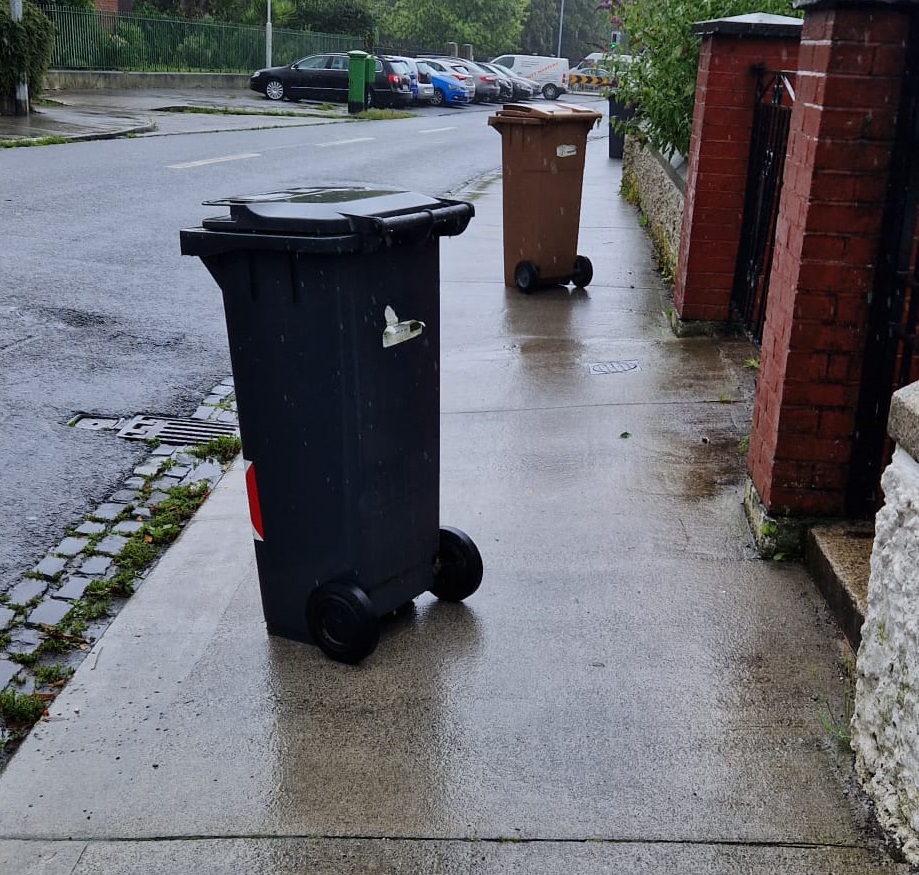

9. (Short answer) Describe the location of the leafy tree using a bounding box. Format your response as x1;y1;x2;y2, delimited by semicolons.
0;0;53;113
381;0;526;58
291;0;375;41
606;0;801;157
520;0;612;62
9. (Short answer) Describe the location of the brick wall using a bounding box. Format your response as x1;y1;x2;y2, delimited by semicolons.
675;22;801;322
749;5;911;516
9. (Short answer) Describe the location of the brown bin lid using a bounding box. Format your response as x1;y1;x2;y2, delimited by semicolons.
488;102;602;127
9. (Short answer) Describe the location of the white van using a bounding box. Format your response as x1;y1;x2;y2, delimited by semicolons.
490;54;569;100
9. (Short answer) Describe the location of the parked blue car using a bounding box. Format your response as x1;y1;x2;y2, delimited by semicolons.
418;61;469;106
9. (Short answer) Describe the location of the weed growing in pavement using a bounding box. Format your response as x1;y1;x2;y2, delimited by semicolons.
738;435;750;453
620;169;640;205
33;664;72;687
190;435;241;465
743;357;761;370
0;689;45;731
817;652;856;746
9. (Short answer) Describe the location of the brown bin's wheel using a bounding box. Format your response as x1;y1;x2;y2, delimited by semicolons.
514;260;540;293
571;255;593;288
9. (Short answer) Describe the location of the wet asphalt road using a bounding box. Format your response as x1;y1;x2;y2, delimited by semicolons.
0;96;538;593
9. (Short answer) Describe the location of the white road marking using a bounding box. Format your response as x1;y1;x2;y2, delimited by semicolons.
315;137;375;148
419;127;457;134
167;153;261;169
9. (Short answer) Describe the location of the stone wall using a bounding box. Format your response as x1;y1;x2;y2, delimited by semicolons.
44;71;251;91
852;381;919;865
622;137;685;276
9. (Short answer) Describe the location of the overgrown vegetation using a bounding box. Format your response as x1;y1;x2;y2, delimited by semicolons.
605;0;802;156
1;466;214;747
0;0;53;113
189;434;241;465
0;689;45;731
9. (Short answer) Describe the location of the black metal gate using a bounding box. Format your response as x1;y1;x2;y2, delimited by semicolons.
847;14;919;516
731;67;795;343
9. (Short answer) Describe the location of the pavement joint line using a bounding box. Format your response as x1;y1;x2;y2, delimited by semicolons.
0;833;876;851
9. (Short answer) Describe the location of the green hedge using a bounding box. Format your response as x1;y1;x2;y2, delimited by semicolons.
0;1;54;109
608;0;802;157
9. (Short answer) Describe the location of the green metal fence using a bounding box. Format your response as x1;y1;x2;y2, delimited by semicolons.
42;8;362;72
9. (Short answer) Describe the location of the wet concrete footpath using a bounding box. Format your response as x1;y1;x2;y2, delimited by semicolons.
0;128;909;873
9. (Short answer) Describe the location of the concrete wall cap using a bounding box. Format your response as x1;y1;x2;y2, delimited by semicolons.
889;381;919;464
691;13;803;38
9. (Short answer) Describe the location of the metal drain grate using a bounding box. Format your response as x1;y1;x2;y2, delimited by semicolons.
116;415;238;446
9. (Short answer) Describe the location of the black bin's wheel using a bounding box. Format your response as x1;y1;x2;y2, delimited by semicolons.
430;526;483;602
514;260;540;293
306;580;379;664
571;254;593;288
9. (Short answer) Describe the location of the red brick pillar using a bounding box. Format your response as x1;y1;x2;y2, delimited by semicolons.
748;0;913;517
675;15;801;324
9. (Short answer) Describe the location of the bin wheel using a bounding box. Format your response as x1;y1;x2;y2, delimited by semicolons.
306;580;379;664
571;255;593;288
430;526;483;602
514;260;540;293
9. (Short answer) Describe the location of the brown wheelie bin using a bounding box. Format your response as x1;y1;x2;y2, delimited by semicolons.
488;103;602;292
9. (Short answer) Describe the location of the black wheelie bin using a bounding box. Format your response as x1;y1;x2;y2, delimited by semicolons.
180;187;483;664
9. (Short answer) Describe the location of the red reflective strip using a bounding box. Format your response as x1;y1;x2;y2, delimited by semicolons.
244;459;264;542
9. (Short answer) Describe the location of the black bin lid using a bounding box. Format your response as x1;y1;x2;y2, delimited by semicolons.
202;187;444;235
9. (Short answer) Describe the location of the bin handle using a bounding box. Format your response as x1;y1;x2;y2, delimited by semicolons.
342;200;473;243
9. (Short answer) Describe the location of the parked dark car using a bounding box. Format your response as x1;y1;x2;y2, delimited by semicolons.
249;53;413;108
477;62;513;101
480;61;534;101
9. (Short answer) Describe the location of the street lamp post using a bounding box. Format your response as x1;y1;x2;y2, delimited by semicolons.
556;0;565;59
265;0;273;68
9;0;29;116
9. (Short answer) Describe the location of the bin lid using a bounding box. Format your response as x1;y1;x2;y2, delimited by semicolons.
201;187;445;235
488;102;602;126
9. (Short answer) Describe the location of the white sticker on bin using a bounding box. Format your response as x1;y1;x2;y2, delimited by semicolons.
382;305;425;348
557;144;577;158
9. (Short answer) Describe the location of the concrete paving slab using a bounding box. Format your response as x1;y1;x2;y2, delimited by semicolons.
0;840;87;875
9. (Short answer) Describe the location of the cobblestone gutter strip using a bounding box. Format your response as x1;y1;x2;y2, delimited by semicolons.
0;378;239;765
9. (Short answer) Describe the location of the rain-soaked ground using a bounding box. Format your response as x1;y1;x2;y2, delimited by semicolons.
0;135;908;873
